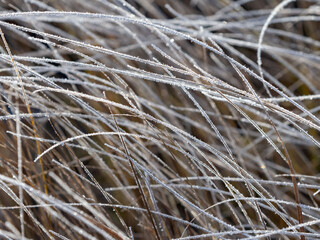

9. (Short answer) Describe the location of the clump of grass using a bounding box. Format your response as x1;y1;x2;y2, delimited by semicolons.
0;0;320;239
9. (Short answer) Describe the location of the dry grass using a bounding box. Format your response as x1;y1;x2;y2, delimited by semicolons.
0;0;320;239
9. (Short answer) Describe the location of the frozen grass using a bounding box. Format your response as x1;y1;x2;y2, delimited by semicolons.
0;0;320;239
